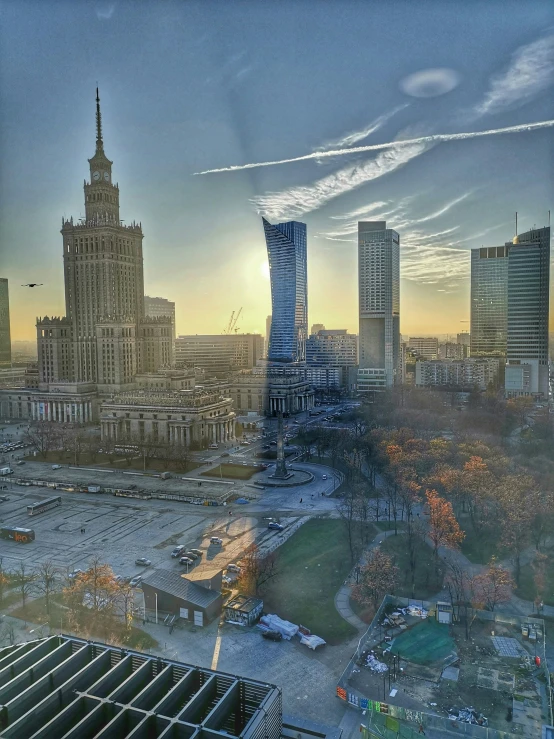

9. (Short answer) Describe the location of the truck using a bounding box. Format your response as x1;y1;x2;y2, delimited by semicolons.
0;467;13;476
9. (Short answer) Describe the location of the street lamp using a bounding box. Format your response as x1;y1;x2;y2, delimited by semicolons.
155;592;158;625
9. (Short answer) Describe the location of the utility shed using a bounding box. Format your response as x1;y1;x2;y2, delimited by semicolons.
185;567;223;591
225;595;263;626
142;569;222;626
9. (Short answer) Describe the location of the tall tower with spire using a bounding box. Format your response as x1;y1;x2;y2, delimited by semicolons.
35;89;173;396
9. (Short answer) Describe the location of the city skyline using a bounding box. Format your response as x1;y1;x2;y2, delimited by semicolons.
1;1;553;342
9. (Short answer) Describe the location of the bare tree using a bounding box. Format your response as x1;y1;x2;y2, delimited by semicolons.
14;562;37;610
23;422;59;459
236;544;280;596
35;560;61;614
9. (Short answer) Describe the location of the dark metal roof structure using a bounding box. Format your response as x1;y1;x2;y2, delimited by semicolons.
141;570;221;608
0;635;282;739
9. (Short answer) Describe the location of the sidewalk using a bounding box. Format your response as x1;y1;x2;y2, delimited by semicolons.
334;529;397;631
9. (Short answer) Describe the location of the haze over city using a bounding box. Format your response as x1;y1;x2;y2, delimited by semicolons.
1;0;553;340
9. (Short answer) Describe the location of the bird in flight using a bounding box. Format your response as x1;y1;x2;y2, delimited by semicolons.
21;283;43;287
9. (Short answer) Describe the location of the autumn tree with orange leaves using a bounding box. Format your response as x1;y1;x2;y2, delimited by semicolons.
425;489;464;570
352;549;399;611
472;557;514;611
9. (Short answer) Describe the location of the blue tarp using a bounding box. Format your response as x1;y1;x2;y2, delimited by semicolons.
235;498;250;504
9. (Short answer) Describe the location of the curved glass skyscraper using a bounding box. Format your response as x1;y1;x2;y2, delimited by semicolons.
262;218;307;363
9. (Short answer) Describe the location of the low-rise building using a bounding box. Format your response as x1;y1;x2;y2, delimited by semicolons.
100;385;235;447
230;368;314;416
175;334;264;376
415;357;500;390
141;569;223;626
407;337;439;360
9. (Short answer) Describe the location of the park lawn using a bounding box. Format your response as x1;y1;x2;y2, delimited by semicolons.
459;525;501;565
202;464;261;480
373;521;406;532
379;533;444;600
262;518;358;645
10;596;158;650
516;547;554;607
23;451;199;474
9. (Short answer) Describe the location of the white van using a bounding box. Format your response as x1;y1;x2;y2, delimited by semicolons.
210;536;223;545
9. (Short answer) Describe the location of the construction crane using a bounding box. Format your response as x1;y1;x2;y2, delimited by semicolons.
223;307;243;334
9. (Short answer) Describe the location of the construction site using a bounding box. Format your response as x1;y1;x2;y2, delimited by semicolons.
338;595;552;739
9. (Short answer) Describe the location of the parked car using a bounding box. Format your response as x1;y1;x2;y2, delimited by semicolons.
171;545;185;558
51;464;62;470
209;443;218;449
210;536;223;545
16;460;25;465
262;630;283;642
129;575;143;588
189;548;203;557
322;474;328;480
135;557;151;566
222;575;233;585
68;569;84;580
270;441;277;446
268;522;284;531
179;556;194;566
221;452;230;457
185;551;198;560
227;564;241;573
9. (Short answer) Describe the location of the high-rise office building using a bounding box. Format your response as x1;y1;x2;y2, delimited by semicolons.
407;337;439;360
0;279;11;365
357;221;400;391
265;315;272;358
505;227;550;398
470;246;509;358
262;219;307;363
145;296;175;334
457;332;470;347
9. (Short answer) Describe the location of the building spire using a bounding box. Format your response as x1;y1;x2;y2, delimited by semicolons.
96;87;103;151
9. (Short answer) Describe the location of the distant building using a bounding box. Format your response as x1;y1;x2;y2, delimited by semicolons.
408;337;439;360
438;342;467;360
310;323;325;335
231;368;314;416
457;332;470;347
144;295;176;342
0;279;11;365
100;381;235;447
263;219;308;363
357;221;400;391
505;227;550;399
175;334;264;376
470;246;509;359
415;357;500;390
306;329;358;366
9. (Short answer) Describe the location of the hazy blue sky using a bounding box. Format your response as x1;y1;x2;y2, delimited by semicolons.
1;0;553;340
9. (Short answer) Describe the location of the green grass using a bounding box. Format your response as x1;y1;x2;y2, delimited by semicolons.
202;464;261;480
263;518;358;645
459;526;501;564
379;533;444;600
516;548;554;607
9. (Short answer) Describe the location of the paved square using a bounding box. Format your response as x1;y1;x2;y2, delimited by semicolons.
491;636;526;657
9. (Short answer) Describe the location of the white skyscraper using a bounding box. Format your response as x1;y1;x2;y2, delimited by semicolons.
357;221;400;392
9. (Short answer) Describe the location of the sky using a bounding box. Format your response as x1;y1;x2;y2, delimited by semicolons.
1;0;553;342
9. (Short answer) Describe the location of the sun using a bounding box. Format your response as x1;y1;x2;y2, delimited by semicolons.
260;261;270;280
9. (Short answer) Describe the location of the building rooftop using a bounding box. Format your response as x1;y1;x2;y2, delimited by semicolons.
0;635;281;738
226;595;263;614
141;569;221;608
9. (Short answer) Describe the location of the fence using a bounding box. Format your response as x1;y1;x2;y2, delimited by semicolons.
337;595;549;739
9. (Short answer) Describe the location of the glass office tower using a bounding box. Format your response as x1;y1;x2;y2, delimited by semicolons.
262;219;308;363
470;246;509;358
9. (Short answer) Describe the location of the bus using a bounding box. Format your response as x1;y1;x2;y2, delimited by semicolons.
0;527;35;543
27;496;62;516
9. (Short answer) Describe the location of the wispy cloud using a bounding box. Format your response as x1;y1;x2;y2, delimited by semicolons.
329;200;391;220
318;104;409;150
474;34;554;116
194;119;554;175
250;141;431;220
401;244;470;283
411;192;473;224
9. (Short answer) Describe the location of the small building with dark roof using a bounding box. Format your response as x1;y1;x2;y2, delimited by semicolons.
185;566;223;591
224;594;263;626
142;569;222;626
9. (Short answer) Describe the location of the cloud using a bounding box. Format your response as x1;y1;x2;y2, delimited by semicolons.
250;141;431;220
194;119;554;175
318;105;409;150
411;192;473;224
329;200;391;220
401;244;470;283
400;68;462;98
95;1;116;19
475;34;554;116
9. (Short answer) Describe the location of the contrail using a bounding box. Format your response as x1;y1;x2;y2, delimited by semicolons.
194;119;554;175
